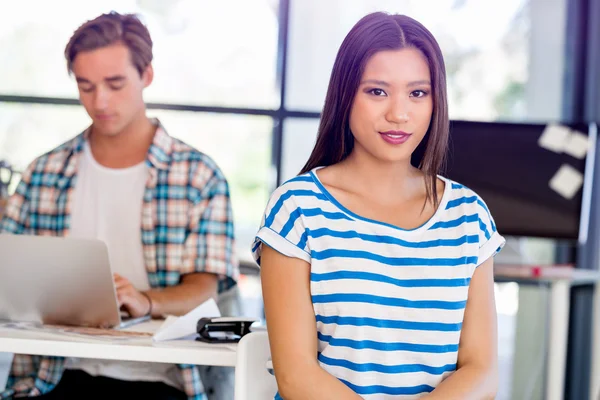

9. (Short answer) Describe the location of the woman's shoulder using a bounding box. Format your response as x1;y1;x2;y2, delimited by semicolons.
442;177;475;196
265;171;323;210
441;177;491;213
276;171;320;195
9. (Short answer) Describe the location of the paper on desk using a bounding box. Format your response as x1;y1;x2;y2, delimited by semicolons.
153;298;221;342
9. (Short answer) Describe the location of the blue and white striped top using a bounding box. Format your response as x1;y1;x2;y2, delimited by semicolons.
252;168;505;399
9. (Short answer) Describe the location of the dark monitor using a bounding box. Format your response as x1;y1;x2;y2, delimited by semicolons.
413;120;591;240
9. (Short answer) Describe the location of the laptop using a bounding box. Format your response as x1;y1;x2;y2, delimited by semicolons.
0;234;148;329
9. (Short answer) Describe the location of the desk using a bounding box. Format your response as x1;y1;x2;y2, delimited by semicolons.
0;320;238;395
494;265;600;400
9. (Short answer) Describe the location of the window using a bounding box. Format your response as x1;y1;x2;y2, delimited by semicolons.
0;103;90;170
285;0;567;122
281;118;318;182
0;0;279;108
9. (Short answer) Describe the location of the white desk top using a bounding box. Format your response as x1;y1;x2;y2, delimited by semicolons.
0;319;237;367
495;265;600;285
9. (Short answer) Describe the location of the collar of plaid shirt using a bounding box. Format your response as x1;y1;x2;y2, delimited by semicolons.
0;118;237;400
75;118;173;171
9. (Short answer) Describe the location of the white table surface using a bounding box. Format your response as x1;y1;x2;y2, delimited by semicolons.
0;319;238;367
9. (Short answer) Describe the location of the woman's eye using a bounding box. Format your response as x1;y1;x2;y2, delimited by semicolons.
369;88;387;97
411;90;429;98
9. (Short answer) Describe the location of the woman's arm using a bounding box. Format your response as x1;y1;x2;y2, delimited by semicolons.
425;257;498;400
261;245;362;400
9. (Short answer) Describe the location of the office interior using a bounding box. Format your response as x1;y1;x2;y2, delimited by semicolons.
1;0;600;399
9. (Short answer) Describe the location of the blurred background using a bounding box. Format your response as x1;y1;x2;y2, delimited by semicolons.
2;1;600;399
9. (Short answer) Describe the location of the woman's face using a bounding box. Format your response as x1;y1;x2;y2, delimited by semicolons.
349;47;434;164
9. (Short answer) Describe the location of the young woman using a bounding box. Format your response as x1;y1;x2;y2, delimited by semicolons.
252;12;504;399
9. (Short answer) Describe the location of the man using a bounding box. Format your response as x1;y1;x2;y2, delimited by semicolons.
0;12;238;400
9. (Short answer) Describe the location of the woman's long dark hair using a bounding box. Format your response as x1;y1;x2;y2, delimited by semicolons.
300;12;449;207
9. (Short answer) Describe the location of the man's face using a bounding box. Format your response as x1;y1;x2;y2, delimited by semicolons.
72;43;152;137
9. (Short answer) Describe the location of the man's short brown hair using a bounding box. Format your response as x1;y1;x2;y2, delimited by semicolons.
64;11;153;76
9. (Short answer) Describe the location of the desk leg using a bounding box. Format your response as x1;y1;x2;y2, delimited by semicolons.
0;352;13;392
546;281;570;400
590;282;600;400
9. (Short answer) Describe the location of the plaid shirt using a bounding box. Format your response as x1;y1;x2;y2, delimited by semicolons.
0;121;238;399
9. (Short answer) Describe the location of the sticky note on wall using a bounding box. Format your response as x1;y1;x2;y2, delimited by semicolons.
538;124;591;159
563;130;591;159
539;124;572;153
549;164;584;200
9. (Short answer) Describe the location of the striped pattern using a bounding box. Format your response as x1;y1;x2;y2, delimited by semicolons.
253;170;504;398
0;120;235;400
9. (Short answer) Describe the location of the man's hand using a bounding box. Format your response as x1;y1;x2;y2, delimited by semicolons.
114;273;151;318
113;272;218;318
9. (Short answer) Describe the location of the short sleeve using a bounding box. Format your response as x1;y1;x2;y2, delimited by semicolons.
251;184;311;266
475;195;505;267
183;168;238;290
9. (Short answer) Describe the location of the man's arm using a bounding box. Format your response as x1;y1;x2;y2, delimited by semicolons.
115;272;218;317
424;257;498;400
